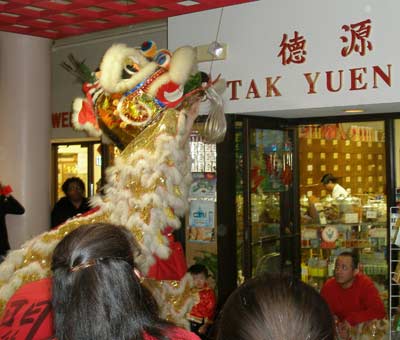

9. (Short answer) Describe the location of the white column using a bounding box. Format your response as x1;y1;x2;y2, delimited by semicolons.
0;32;51;248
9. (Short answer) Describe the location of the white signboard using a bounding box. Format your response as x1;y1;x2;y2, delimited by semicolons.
169;0;400;116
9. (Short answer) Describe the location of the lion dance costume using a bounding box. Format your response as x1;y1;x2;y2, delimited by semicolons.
0;41;226;331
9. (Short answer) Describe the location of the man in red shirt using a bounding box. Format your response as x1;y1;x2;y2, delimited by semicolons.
320;251;386;338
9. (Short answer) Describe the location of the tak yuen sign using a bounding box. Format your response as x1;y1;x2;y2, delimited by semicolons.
168;0;399;114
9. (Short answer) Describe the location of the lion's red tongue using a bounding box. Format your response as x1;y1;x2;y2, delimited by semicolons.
156;81;184;108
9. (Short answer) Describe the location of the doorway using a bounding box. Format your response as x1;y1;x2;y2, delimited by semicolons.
51;141;102;207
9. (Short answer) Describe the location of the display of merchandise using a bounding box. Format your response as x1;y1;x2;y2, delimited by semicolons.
301;193;388;293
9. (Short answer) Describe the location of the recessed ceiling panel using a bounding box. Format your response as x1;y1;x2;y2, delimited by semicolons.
0;0;256;39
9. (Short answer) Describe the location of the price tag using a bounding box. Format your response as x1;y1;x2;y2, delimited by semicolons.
356;141;362;147
344;213;359;224
320;139;326;146
366;210;378;219
307;152;313;159
333;165;339;171
345;140;350;146
345;153;351;160
307;138;312;145
333;153;338;159
320;165;326;171
357;153;362;160
333;140;338;145
307;165;313;171
357;165;362;171
320;152;326;159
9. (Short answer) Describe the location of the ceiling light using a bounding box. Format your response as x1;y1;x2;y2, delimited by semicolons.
13;24;28;29
51;0;72;4
177;1;199;6
208;41;224;58
25;6;45;11
344;109;365;113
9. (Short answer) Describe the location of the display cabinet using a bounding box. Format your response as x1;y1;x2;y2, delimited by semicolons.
300;187;388;306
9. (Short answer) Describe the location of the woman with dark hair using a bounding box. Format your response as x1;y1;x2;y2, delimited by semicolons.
51;177;91;228
51;223;200;340
216;274;334;340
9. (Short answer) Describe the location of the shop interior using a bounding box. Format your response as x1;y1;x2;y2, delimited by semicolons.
51;115;400;313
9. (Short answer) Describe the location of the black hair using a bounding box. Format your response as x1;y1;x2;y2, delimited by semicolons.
61;177;85;195
216;274;334;340
321;173;339;185
188;263;208;277
51;223;171;340
338;251;359;269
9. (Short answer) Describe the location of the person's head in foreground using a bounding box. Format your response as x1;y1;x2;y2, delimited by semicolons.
216;274;334;340
51;223;170;340
334;251;359;289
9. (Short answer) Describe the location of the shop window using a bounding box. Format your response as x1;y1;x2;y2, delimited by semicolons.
298;121;387;301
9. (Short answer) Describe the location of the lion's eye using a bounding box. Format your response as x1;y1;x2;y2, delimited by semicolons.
154;50;171;69
124;62;140;75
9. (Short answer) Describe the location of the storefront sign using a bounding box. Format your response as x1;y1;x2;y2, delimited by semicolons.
169;0;400;114
52;111;73;129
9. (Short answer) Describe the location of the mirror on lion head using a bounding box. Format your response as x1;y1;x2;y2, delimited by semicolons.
67;40;226;149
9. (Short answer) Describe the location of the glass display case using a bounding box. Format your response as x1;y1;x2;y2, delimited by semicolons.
301;193;388;293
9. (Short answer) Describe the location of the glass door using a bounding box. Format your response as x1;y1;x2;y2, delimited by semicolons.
51;142;102;206
236;117;298;281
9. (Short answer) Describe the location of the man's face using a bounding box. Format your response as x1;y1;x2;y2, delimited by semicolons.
192;273;207;289
334;256;356;288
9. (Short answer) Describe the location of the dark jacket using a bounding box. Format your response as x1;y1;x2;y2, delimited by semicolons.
0;195;25;256
51;197;90;228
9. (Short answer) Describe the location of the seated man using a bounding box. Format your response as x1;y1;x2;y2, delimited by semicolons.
320;251;386;337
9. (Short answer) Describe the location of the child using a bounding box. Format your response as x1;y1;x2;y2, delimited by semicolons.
186;264;216;340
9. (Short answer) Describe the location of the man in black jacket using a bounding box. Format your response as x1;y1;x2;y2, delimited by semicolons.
0;182;25;259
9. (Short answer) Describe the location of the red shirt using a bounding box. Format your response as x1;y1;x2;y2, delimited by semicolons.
320;273;386;326
0;278;53;340
0;277;199;340
145;327;200;340
187;286;216;324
